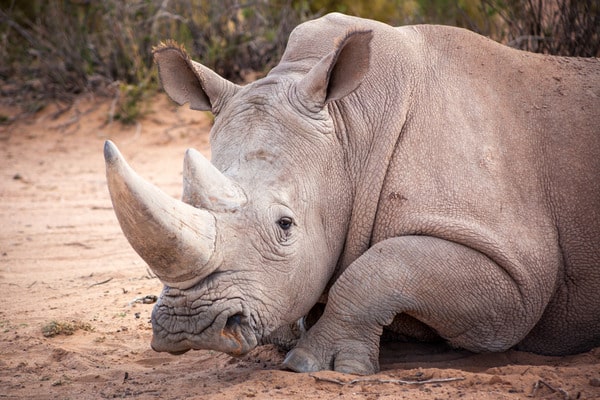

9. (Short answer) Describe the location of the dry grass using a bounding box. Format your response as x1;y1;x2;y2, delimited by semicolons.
41;320;94;338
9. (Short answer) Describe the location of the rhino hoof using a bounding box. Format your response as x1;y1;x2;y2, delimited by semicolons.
282;347;321;373
334;358;376;375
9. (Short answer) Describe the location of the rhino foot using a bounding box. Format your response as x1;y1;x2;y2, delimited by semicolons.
281;318;379;375
282;347;321;373
283;344;378;375
332;358;377;375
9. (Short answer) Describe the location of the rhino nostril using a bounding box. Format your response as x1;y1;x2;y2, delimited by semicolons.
226;313;243;329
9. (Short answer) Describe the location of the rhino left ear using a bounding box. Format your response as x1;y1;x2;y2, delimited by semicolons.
298;29;373;106
153;41;240;114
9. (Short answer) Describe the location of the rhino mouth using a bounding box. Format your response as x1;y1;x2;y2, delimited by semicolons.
150;296;259;357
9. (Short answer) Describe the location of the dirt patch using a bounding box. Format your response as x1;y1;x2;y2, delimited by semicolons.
1;95;599;399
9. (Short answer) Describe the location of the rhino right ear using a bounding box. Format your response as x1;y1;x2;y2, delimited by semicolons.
153;41;240;114
297;29;373;107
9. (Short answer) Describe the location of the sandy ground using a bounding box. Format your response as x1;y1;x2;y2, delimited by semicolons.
1;95;599;400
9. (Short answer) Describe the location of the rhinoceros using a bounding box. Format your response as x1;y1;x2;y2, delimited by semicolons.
104;13;600;374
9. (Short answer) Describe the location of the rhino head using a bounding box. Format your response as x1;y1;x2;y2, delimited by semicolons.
105;30;373;356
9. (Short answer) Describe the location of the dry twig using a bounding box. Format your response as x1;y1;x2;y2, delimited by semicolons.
145;267;157;279
87;277;113;288
309;374;465;386
127;295;158;307
528;379;569;400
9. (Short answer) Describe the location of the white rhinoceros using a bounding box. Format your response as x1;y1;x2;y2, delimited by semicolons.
104;13;600;374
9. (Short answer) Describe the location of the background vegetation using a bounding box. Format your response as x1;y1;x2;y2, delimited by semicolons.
1;0;598;122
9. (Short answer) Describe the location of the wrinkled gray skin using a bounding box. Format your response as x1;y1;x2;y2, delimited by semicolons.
105;13;600;375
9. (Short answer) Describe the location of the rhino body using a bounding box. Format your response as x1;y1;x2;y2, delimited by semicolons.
105;13;600;374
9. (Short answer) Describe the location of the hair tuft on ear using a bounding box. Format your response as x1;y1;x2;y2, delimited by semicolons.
152;40;191;63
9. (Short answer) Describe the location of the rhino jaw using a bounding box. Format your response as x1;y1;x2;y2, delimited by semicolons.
104;140;219;289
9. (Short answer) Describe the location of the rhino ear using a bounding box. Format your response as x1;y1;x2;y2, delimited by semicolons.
298;29;373;106
153;41;240;114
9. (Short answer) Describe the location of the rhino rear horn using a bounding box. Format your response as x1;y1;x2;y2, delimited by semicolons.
182;148;246;211
104;140;218;289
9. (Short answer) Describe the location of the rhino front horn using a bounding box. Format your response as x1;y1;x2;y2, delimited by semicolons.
104;140;218;289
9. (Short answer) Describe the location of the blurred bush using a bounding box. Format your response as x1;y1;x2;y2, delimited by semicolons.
0;0;313;121
482;0;599;57
1;1;164;120
1;0;597;121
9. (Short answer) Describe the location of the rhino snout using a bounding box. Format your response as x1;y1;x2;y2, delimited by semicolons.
150;301;258;357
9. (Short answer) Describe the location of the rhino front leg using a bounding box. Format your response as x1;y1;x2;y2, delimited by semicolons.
283;235;546;374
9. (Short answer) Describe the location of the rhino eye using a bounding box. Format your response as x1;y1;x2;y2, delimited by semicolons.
277;217;293;231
